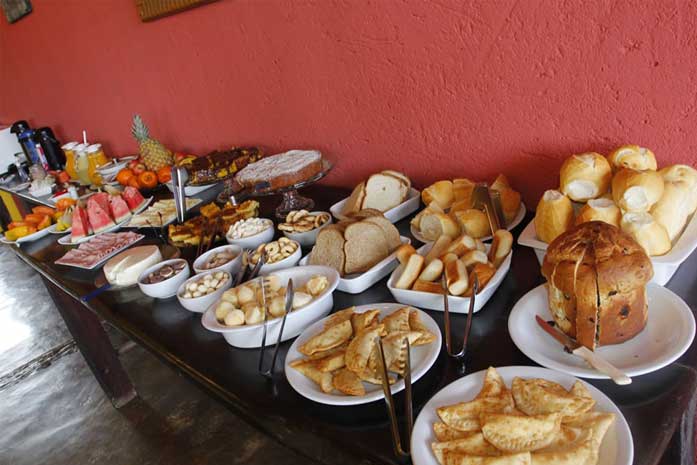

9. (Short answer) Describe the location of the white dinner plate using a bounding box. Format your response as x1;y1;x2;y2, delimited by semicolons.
57;197;153;245
508;283;695;379
285;303;442;406
410;365;633;465
410;203;526;243
299;236;411;294
49;225;71;234
330;188;421;224
3;224;55;245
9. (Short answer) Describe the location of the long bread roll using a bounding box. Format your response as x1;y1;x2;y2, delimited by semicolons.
534;190;574;243
560;153;612;201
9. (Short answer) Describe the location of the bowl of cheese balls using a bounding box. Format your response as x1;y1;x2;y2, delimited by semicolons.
200;265;340;348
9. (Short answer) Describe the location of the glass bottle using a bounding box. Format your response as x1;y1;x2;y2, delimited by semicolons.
62;142;79;180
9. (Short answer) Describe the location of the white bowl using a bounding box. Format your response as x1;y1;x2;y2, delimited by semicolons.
225;220;275;250
281;211;333;247
97;160;129;183
176;270;233;313
256;241;302;276
387;242;512;313
138;259;190;299
330;187;421;224
200;265;340;348
193;244;243;275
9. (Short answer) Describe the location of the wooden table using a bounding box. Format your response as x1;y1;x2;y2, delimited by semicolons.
3;184;696;465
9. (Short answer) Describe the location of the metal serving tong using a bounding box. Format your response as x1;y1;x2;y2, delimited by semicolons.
442;274;479;360
472;183;503;233
171;165;189;224
258;278;293;377
376;335;412;458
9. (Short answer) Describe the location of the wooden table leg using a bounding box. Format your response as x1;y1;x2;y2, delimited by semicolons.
41;277;137;408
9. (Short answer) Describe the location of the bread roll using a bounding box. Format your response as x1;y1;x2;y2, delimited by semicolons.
420;213;460;241
474;238;486;252
608;145;657;171
453;178;474;203
445;234;477;257
650;181;693;242
560;153;612;202
449;198;471;214
659;164;697;214
396;244;417;265
395;253;424;289
445;259;468;296
424;235;452;264
441;253;459;264
460;250;488;270
453;209;490;238
412;279;443;294
534;190;574;243
464;262;496;296
488;229;513;267
418;258;443;282
422;180;454;209
612;168;664;212
411;202;444;230
574;198;621;227
621;212;671;256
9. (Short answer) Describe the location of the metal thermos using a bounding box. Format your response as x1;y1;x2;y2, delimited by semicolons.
34;127;66;170
10;120;48;170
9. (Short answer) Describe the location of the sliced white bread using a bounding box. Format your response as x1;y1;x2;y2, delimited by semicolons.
343;221;389;274
309;224;347;275
361;173;406;212
342;181;366;216
381;170;412;191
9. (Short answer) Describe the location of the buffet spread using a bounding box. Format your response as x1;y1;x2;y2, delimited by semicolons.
3;141;697;465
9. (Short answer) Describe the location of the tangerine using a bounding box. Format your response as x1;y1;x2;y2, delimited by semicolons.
157;166;172;184
116;169;135;186
138;171;158;189
128;177;141;189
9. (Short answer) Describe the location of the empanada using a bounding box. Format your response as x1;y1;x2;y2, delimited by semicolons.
350;309;381;333
312;349;346;372
437;393;515;432
290;361;334;393
345;324;384;373
531;429;593;465
477;367;506;399
442;452;531;465
431;433;500;464
512;378;595;417
408;309;437;345
299;320;353;356
381;307;411;334
323;307;355;329
332;368;365;396
481;412;561;452
433;422;471;442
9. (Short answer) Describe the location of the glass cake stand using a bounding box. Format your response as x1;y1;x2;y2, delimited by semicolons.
217;160;333;220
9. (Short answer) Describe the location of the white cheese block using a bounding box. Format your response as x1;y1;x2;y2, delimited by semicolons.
104;245;163;287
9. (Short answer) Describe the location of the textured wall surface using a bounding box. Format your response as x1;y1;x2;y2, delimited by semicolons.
1;0;697;205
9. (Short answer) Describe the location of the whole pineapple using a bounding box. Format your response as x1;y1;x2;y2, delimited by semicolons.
131;114;173;171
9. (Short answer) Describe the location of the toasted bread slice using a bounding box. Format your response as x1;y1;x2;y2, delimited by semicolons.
362;173;405;212
309;224;347;275
343;221;389;274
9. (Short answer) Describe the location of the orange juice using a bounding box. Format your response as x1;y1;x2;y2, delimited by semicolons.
62;142;78;180
87;144;108;185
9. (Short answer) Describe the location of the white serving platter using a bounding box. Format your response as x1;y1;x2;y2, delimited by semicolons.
330;188;421;224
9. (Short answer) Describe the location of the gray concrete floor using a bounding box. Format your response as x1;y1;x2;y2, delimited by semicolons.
0;247;320;465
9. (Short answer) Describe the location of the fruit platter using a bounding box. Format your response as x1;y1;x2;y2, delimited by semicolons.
2;205;63;244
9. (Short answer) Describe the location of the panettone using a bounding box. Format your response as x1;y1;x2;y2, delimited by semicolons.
541;221;653;350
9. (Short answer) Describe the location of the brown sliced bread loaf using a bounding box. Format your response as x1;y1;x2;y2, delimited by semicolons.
364;216;401;252
346;208;383;220
343;221;389;274
341;182;366;216
309;224;347;274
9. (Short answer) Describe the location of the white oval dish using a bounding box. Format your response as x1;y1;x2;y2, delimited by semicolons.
508;283;695;379
330;188;421;224
201;265;340;348
138;258;190;299
193;244;243;275
284;303;442;406
256;241;302;276
281;211;333;247
387;242;511;313
225;219;274;250
10;224;55;244
176;270;232;313
410;366;633;465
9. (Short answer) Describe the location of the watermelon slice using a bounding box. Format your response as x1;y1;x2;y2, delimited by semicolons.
90;192;114;221
87;196;116;233
71;206;91;243
122;186;147;212
109;194;132;224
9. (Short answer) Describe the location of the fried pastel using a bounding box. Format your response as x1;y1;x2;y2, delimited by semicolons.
531;429;593;465
332;368;365;396
477;367;507;399
512;377;595;418
303;342;348;361
323;307;355;329
408;309;437;345
433;422;471;442
480;412;561;452
312;349;346;372
431;433;500;465
345;324;384;373
356;366;396;385
299;320;352;356
443;452;531;465
382;307;411;334
290;360;333;393
350;309;381;333
437;392;515;432
562;412;615;464
568;380;593;400
381;331;422;374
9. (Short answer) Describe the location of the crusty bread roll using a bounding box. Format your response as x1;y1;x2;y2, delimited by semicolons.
453;209;490;238
412;279;443;294
574;198;621;227
464;262;496;296
608;145;657;171
449;198;472;214
612;168;664;212
621;212;671;256
659;164;697;215
475;238;486;252
445;234;477;257
452;178;475;203
424;235;452;264
460;249;488;270
489;174;521;224
396;244;417;265
534;190;574;243
395;253;424;289
418;258;443;282
422;180;454;209
411;202;444;230
441;253;459;264
420;213;460;241
445;259;468;296
559;153;612;202
650;181;693;242
488;229;513;267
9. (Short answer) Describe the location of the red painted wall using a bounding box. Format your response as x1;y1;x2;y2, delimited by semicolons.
2;0;696;206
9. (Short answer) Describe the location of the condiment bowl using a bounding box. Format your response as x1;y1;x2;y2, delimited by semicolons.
256;241;302;276
138;258;190;299
225;219;274;250
201;266;340;348
281;211;332;247
176;270;232;313
193;244;243;275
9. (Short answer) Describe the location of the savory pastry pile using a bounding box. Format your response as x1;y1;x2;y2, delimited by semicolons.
432;367;615;465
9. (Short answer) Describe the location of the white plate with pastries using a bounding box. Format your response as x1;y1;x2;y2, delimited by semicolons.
284;303;442;406
387;231;513;313
410;202;526;244
410;365;632;465
330;170;420;224
508;283;695;379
